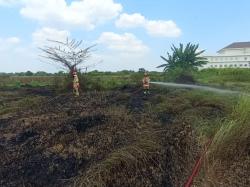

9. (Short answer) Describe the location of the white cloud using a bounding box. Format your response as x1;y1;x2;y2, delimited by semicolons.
94;52;156;72
145;20;181;37
115;13;145;28
0;45;58;73
0;36;37;72
0;34;62;72
20;0;122;30
115;13;181;37
0;36;21;51
97;32;149;55
6;37;21;44
32;27;70;46
0;0;20;6
0;34;157;72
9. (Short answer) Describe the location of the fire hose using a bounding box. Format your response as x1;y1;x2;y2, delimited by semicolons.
184;139;213;187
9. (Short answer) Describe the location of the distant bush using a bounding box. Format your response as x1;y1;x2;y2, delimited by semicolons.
196;68;250;83
0;71;166;91
164;67;196;84
52;75;69;92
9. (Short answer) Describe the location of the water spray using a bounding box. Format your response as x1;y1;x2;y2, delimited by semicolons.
151;82;242;95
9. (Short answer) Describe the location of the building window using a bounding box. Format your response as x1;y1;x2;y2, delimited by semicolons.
234;64;237;67
215;65;217;67
245;64;248;67
235;57;238;60
229;64;233;67
240;64;243;67
220;65;223;68
244;57;247;60
224;64;228;67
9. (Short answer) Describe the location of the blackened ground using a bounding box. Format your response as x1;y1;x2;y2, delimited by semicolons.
24;88;55;97
0;86;212;187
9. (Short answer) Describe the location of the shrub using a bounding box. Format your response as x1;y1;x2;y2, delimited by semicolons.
165;67;196;84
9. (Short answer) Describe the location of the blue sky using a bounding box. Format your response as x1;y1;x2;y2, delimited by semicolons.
0;0;250;72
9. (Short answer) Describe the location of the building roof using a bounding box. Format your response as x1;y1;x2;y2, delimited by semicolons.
220;42;250;50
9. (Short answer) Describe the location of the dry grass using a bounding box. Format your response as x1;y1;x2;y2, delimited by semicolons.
196;96;250;186
74;126;163;187
210;96;250;160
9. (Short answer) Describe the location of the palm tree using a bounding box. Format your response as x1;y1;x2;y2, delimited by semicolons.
157;43;207;72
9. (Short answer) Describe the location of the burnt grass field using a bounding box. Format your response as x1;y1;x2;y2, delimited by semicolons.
0;85;234;187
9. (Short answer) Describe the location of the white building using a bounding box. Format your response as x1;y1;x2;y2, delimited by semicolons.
203;42;250;69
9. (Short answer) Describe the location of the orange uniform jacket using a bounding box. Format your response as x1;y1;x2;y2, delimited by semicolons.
143;77;150;87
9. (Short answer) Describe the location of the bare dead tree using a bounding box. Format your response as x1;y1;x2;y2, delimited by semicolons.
39;38;96;75
78;60;103;73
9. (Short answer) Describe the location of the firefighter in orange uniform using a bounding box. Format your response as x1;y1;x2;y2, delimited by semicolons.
142;72;150;95
72;71;80;97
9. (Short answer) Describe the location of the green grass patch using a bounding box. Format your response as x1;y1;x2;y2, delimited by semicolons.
194;69;250;92
0;95;45;116
209;95;250;161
